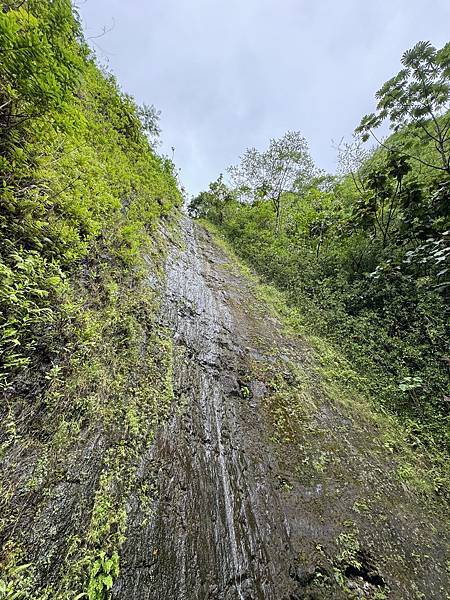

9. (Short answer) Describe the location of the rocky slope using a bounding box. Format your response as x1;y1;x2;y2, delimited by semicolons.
1;216;448;599
115;217;449;599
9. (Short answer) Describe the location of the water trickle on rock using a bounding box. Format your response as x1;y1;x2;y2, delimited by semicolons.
114;217;300;599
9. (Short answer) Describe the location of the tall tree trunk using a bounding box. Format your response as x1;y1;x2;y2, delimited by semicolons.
275;194;281;234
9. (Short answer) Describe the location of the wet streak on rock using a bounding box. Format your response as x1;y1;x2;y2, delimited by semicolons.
114;217;300;599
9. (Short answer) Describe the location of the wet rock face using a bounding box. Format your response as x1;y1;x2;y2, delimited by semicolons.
2;216;447;599
110;216;450;600
115;218;301;599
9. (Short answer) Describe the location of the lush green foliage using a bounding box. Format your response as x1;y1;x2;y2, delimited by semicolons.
357;40;450;175
0;1;181;596
190;41;449;474
0;0;181;391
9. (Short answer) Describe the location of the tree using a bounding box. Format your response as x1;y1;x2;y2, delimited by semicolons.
188;174;233;224
363;152;411;246
227;131;315;232
356;41;450;175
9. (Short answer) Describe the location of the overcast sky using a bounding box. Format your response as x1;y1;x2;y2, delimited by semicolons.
78;0;450;196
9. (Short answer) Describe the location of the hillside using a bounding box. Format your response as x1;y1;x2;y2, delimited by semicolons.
113;216;449;599
0;1;181;597
0;2;449;599
2;211;449;598
190;43;450;488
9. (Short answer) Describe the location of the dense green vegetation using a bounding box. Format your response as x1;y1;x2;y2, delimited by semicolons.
0;0;181;596
190;41;450;483
0;0;180;392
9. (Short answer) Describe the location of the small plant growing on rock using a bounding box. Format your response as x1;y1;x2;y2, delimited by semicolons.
87;551;119;600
